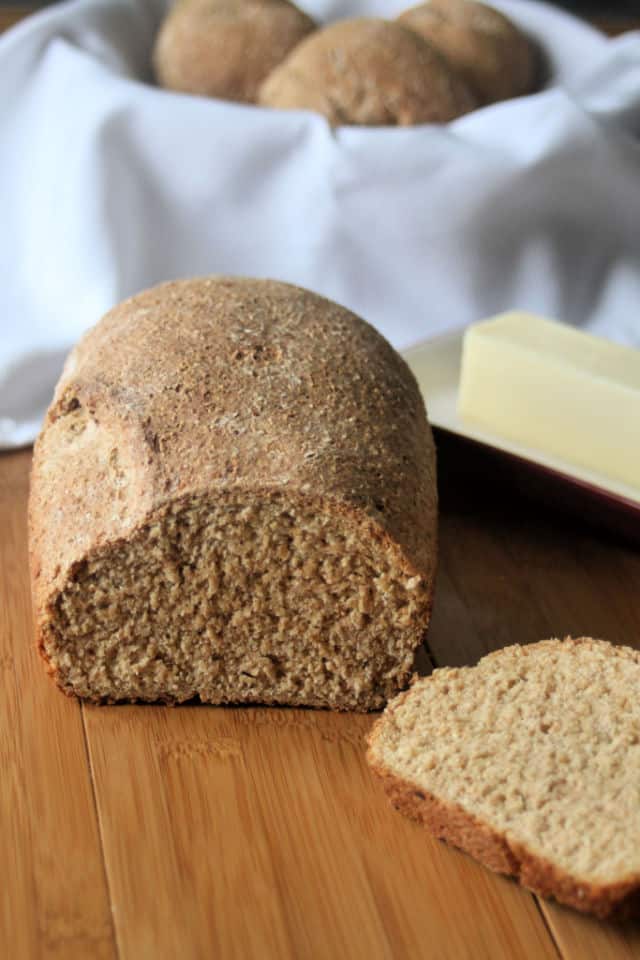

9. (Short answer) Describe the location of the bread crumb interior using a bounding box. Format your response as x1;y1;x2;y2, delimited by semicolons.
43;491;429;710
371;639;640;881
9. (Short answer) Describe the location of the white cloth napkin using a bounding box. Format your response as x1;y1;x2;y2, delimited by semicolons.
1;0;639;448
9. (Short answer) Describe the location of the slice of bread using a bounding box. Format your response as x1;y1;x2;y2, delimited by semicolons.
367;638;640;918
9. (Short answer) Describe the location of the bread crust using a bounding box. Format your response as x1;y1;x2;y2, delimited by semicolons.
258;17;477;126
367;641;640;919
153;0;316;102
29;277;438;706
398;0;537;105
367;755;640;919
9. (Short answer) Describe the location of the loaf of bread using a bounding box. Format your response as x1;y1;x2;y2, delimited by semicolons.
29;277;437;710
398;0;537;106
258;17;477;126
367;638;640;918
153;0;316;102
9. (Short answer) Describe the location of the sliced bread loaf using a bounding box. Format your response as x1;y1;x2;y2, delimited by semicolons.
367;638;640;918
29;277;437;709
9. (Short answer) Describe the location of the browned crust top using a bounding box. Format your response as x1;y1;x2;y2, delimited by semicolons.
29;276;437;616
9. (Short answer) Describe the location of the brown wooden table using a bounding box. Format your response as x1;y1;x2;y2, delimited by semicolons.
2;7;640;959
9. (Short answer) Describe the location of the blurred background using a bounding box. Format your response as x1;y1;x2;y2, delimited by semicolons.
0;0;639;20
1;1;638;43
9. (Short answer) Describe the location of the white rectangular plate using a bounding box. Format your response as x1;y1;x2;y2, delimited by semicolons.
402;331;640;526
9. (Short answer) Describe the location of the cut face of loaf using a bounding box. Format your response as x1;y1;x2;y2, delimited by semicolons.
29;277;437;710
367;638;640;917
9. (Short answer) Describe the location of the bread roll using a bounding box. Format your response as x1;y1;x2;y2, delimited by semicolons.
398;0;537;105
153;0;316;102
29;277;437;710
258;18;477;126
368;638;640;918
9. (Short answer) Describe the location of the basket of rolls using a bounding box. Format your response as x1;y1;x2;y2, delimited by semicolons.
1;0;639;447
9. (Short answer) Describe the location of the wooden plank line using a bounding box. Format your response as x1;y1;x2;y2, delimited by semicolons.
540;901;640;960
82;702;560;960
493;518;640;958
80;705;121;960
533;896;564;959
428;526;566;951
0;451;117;960
429;479;640;959
83;705;300;959
0;579;41;959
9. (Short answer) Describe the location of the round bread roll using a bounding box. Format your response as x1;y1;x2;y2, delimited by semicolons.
29;277;438;710
398;0;537;105
258;18;477;126
153;0;316;102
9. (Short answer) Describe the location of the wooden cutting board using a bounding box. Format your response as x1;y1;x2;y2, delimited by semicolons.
3;444;640;959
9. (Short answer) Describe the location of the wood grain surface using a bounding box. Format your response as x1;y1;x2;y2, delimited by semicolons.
0;6;31;32
3;6;640;959
1;451;116;960
3;443;640;959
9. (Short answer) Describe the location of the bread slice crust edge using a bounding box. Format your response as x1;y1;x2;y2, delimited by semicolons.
367;640;640;920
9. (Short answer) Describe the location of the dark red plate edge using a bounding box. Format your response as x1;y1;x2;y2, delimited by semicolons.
433;425;640;546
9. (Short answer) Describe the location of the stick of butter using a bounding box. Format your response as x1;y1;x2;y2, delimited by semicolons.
458;312;640;491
